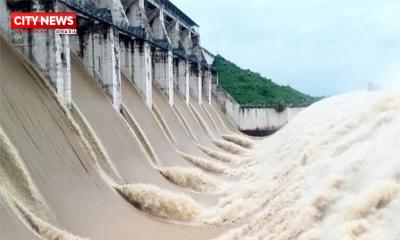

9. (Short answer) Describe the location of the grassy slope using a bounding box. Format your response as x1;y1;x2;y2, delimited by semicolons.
213;55;316;111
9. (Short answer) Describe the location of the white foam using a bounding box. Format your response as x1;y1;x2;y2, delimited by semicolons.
212;139;247;155
17;202;89;240
222;134;255;148
159;167;223;192
0;126;51;220
210;91;400;239
117;183;202;221
179;151;235;175
198;145;240;164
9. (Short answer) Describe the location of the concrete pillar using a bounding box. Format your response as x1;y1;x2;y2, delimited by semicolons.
119;41;126;72
198;67;203;104
103;28;121;109
133;40;153;107
51;34;71;108
202;69;212;104
9;30;31;56
167;21;180;49
189;63;202;104
127;0;152;37
151;10;164;39
127;41;134;80
211;72;219;96
175;58;190;104
153;49;174;105
4;1;72;108
149;8;173;105
120;38;134;80
126;0;145;25
208;71;212;104
30;1;51;73
126;0;153;107
181;28;192;53
151;10;171;42
1;0;29;55
167;20;185;105
69;34;80;53
0;0;9;34
32;29;72;108
96;0;128;23
82;24;121;109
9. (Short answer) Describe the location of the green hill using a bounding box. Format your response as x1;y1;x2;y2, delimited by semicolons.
212;55;316;112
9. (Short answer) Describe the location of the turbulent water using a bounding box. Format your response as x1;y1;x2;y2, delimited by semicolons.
209;91;400;239
117;184;202;221
1;34;399;239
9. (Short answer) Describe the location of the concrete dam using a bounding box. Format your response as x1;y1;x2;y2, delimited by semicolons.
1;1;400;240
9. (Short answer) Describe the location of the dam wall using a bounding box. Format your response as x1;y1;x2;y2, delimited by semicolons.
0;0;215;110
213;85;305;135
1;0;299;135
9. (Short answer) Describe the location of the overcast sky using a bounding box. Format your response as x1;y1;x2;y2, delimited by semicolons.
172;0;400;96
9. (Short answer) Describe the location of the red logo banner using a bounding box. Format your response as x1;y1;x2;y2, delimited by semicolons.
11;12;77;29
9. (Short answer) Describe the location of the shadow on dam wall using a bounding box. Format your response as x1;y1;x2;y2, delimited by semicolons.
240;128;279;137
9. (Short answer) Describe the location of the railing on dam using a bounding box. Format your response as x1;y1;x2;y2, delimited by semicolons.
60;0;113;24
60;0;147;38
172;48;186;59
59;0;204;65
152;0;198;27
116;20;147;39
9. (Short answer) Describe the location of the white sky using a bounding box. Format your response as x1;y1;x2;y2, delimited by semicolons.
172;0;400;96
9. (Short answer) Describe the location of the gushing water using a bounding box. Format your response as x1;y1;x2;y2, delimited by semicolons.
212;139;247;155
159;167;224;192
222;134;255;148
207;91;400;239
179;151;235;175
198;145;241;164
117;184;202;221
0;126;88;240
3;34;399;238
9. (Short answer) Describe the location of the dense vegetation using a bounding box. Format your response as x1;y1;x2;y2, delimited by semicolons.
213;55;317;112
